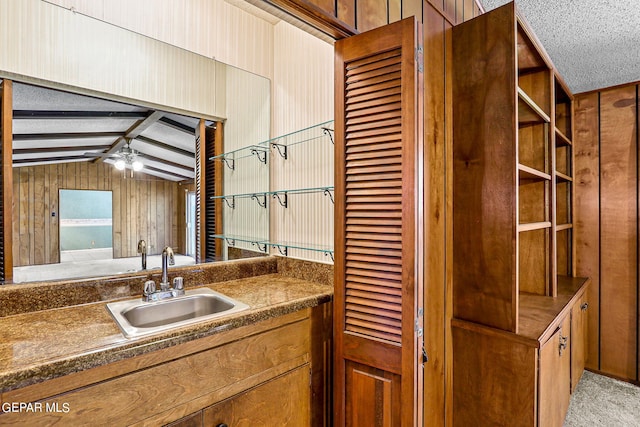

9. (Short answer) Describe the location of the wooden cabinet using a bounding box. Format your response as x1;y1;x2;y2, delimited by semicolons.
571;293;589;392
0;307;331;426
452;6;586;424
452;279;588;426
538;315;571;427
453;2;577;334
204;365;310;426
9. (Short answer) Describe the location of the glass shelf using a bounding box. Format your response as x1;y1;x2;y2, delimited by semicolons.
211;235;334;260
211;187;334;208
208;145;269;168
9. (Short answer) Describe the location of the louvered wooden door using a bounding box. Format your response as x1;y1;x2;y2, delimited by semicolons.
0;79;13;284
334;17;424;427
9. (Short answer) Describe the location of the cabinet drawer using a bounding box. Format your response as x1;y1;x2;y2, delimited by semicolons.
204;364;311;427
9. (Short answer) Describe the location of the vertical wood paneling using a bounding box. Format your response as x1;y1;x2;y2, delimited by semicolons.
574;92;600;371
597;86;638;380
357;0;388;32
12;163;186;267
423;3;447;426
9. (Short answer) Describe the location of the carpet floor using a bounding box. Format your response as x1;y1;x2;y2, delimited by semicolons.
564;371;640;426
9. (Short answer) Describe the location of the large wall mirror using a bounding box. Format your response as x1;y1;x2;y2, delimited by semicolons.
1;64;270;284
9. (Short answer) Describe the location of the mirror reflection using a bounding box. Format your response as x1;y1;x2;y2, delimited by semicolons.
7;63;270;284
11;81;199;283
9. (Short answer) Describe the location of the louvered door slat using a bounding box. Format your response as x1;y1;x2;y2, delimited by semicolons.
335;18;423;426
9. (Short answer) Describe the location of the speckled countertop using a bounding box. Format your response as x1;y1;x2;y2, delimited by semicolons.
0;271;333;394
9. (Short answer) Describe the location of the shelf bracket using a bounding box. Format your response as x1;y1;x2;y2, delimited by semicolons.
221;156;235;170
252;242;267;253
325;252;334;262
223;196;235;209
321;127;334;145
274;245;288;256
224;237;235;246
271;143;288;160
251;193;267;208
272;192;288;208
251;148;267;164
323;189;334;204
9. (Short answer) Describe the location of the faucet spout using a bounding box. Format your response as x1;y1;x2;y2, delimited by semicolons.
137;239;147;270
160;246;175;291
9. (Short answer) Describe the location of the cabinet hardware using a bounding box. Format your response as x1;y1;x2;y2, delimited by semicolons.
559;335;568;355
580;302;589;311
216;424;228;427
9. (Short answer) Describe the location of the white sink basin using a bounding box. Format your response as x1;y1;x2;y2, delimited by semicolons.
106;288;249;338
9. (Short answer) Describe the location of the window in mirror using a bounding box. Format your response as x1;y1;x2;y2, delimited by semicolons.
59;189;113;261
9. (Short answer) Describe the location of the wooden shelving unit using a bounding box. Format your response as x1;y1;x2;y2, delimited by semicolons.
452;3;589;425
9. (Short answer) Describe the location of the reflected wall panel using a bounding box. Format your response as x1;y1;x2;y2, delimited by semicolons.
12;163;183;266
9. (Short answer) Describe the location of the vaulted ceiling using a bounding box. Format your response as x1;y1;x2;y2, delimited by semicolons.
11;82;198;182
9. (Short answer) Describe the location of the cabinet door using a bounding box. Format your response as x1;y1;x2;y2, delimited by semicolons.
203;365;311;427
334;16;424;427
538;316;571;427
571;294;588;392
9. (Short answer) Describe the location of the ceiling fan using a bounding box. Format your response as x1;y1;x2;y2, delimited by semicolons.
85;138;144;175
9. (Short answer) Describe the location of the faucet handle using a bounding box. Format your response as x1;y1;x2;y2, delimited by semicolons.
173;277;184;290
143;280;156;296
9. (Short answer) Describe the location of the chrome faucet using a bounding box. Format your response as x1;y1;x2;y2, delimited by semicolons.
141;246;183;302
160;246;175;291
137;239;147;270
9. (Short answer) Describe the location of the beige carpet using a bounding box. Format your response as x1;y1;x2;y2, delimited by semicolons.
564;371;640;426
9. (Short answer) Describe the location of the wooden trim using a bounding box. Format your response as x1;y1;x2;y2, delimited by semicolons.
1;80;13;283
262;0;357;39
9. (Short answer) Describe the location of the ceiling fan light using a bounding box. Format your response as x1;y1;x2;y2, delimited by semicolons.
114;159;126;170
132;160;143;171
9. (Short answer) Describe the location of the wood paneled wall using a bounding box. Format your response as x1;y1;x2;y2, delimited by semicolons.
262;0;482;37
12;162;187;267
575;83;639;383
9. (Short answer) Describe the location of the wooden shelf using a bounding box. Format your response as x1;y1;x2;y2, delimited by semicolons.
555;128;572;146
555;171;572;182
519;164;551;182
556;223;573;231
518;88;551;125
518;221;552;232
518;276;589;343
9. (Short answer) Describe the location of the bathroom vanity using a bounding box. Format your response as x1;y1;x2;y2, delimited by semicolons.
0;258;333;426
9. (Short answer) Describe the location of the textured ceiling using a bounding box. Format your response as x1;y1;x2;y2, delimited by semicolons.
481;0;640;94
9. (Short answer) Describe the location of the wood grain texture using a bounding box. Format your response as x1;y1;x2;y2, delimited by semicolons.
203;365;311;427
571;292;588;393
598;85;638;380
452;3;519;332
538;315;571;427
452;323;537;427
0;314;311;426
574;92;600;371
11;162;185;266
334;17;422;427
